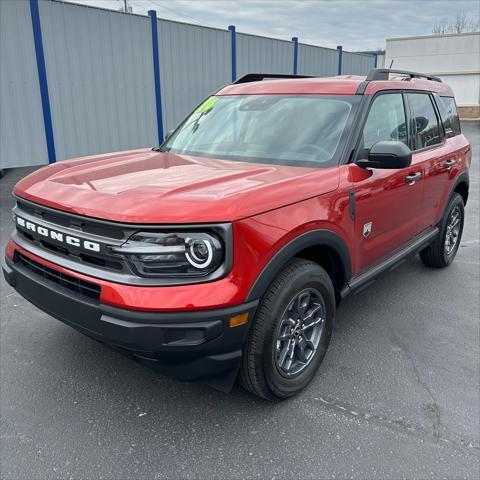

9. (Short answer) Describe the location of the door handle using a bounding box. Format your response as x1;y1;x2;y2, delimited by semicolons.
405;172;422;184
444;159;456;170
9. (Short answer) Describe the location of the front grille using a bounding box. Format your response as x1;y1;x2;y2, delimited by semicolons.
16;252;101;301
16;228;124;272
14;199;128;274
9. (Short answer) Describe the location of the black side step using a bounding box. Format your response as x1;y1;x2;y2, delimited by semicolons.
342;228;439;297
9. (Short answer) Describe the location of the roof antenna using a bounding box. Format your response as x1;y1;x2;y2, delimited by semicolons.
389;59;394;68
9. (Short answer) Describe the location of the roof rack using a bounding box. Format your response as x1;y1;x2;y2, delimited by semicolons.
366;68;442;83
233;73;314;84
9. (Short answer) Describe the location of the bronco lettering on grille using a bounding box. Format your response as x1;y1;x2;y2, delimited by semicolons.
15;216;101;252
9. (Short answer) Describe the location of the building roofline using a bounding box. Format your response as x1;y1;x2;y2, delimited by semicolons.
387;31;480;42
355;50;385;56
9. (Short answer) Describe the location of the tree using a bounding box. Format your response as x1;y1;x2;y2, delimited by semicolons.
433;11;480;35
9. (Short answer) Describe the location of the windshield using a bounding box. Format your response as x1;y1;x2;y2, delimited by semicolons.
162;95;358;168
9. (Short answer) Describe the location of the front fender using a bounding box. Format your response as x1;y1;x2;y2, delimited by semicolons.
245;229;352;302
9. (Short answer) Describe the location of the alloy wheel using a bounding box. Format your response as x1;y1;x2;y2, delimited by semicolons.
274;288;325;376
445;206;461;256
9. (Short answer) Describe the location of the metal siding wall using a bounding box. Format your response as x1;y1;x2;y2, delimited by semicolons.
38;0;157;161
157;19;230;132
342;51;375;75
0;0;48;168
297;44;337;76
236;33;292;78
1;0;381;169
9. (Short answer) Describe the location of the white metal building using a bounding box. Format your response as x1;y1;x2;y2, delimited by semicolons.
385;32;480;119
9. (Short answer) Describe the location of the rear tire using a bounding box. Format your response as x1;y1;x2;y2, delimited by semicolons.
239;259;335;400
420;193;464;268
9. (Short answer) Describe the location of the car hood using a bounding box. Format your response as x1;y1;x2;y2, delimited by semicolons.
14;148;339;223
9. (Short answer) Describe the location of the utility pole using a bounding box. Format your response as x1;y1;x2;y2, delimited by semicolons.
119;0;132;13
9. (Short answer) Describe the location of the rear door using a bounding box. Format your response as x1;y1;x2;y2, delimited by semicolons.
351;92;426;272
406;92;453;227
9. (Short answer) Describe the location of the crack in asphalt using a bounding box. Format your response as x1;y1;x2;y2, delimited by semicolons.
385;321;448;439
359;315;480;455
312;395;480;454
393;335;444;438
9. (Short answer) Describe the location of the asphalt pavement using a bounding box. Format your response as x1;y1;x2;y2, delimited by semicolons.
1;122;479;479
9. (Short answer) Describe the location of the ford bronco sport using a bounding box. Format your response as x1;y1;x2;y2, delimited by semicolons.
3;69;471;400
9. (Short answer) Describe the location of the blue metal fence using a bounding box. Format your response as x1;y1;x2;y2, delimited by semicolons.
0;0;376;169
228;25;237;82
148;10;164;144
292;37;299;74
29;0;56;164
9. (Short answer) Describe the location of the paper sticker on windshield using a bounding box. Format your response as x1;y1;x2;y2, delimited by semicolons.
195;97;218;113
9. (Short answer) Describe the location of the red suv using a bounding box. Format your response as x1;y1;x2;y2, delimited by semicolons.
3;69;471;399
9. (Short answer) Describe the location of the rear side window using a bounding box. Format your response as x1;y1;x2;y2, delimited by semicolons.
407;93;442;150
433;94;453;135
440;96;461;136
362;93;408;151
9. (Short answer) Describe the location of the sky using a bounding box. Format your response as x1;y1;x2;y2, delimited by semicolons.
64;0;479;51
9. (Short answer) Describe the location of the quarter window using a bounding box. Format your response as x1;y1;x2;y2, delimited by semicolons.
433;93;454;135
440;96;461;136
361;93;408;153
407;93;442;150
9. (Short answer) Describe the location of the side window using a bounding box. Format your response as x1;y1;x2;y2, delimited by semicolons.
362;93;407;152
433;93;454;135
407;93;442;150
440;96;461;136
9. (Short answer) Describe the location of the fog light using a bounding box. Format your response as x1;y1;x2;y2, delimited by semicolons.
229;312;249;328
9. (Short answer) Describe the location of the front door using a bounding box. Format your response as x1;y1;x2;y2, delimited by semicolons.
350;92;426;273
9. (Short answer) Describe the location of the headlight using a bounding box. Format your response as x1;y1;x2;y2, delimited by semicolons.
111;232;224;278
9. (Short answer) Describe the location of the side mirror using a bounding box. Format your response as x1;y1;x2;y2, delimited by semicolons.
356;141;412;169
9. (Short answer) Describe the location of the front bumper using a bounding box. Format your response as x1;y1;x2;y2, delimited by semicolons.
3;253;257;391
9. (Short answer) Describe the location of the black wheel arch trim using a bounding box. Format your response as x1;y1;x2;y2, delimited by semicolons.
450;171;469;205
245;229;352;302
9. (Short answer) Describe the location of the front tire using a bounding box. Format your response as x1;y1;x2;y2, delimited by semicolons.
420;192;464;268
239;259;335;400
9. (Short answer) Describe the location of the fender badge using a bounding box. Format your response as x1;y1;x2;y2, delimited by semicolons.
363;222;372;237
